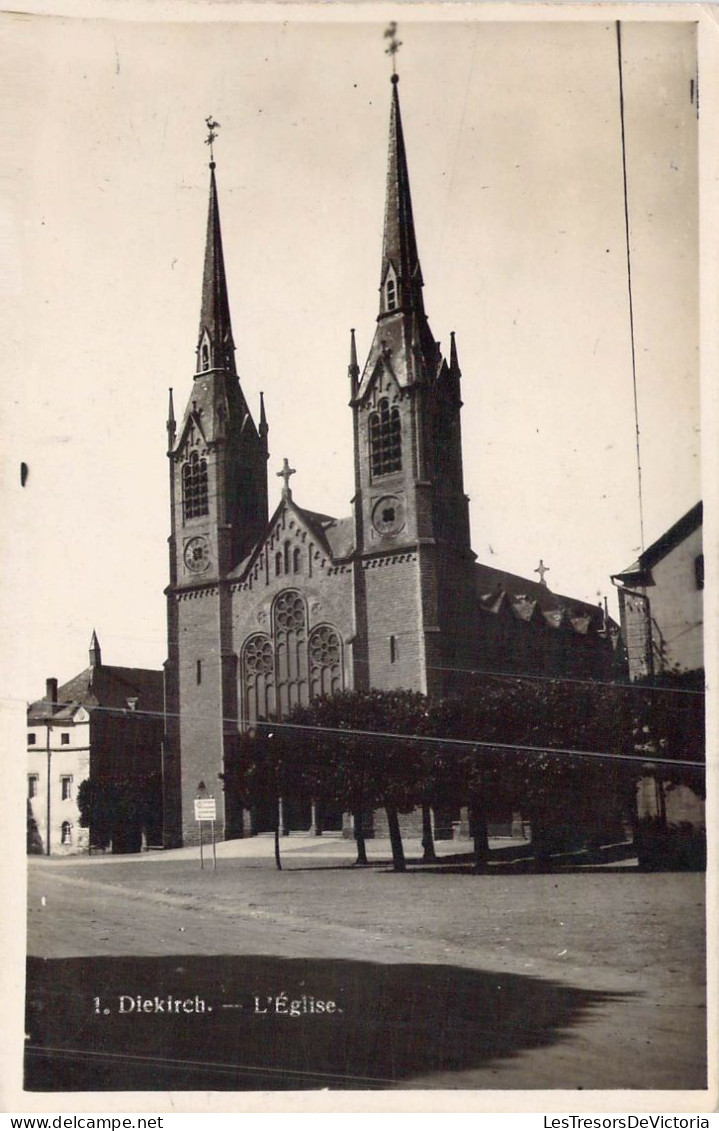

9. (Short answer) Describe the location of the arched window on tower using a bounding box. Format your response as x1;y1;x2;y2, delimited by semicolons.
293;547;301;574
386;278;397;311
369;398;402;477
201;343;210;371
182;451;209;520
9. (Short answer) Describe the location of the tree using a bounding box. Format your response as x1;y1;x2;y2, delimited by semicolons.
77;773;162;853
286;689;429;872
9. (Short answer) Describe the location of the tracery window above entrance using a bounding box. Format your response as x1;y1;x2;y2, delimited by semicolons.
274;590;306;632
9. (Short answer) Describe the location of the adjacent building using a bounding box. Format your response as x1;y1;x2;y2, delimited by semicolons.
27;633;164;854
612;502;703;681
612;504;705;863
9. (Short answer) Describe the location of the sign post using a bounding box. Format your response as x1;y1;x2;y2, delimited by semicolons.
194;796;218;871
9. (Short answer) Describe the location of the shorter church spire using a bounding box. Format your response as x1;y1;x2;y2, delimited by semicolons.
89;630;102;668
196;122;236;376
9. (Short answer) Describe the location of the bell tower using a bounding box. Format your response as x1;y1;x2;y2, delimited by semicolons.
351;68;476;697
163;130;269;846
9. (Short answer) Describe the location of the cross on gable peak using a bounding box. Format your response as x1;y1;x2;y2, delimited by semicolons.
277;457;297;498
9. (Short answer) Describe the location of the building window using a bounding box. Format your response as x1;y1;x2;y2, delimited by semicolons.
61;776;73;800
274;590;308;717
695;554;704;590
275;551;283;577
386;278;397;311
61;733;70;745
309;626;343;699
196;659;202;685
242;633;276;725
182;451;209;520
293;547;301;574
28;775;39;799
61;821;72;845
389;635;397;664
28;733;36;745
201;343;210;371
369;398;402;477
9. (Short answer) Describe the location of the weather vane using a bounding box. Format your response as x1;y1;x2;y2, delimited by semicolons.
205;116;221;163
384;22;402;74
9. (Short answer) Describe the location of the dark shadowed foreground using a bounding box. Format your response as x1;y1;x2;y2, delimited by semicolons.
26;954;627;1091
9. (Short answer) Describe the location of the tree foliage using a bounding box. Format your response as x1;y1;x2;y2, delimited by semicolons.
221;674;705;869
77;773;162;852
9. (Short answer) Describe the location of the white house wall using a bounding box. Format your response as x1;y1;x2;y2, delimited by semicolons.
27;717;91;855
649;527;703;675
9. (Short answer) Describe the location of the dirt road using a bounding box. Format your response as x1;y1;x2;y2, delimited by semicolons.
25;842;707;1093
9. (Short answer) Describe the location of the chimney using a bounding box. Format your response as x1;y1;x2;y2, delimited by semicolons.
46;678;58;705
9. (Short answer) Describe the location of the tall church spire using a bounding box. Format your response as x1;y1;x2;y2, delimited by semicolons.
197;154;236;376
379;73;425;320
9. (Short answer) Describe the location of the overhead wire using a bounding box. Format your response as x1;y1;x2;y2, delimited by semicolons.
19;696;706;771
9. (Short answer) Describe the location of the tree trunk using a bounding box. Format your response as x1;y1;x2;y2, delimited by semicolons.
469;801;489;874
421;804;437;863
274;797;282;871
353;809;368;866
385;806;406;873
530;813;552;872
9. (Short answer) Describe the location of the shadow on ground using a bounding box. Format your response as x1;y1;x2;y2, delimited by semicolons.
25;955;629;1091
288;841;640;875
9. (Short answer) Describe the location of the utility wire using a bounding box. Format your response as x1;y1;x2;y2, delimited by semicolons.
616;20;646;556
21;698;705;771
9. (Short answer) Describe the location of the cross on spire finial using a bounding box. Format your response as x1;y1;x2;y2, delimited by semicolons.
384;22;402;76
277;457;296;498
205;116;221;166
535;559;550;586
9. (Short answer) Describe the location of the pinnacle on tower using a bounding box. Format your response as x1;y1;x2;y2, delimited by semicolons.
167;387;176;445
449;331;461;375
89;630;102;668
348;328;360;394
196;148;236;376
259;391;269;445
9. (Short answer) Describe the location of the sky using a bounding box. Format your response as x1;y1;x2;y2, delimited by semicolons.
1;7;705;701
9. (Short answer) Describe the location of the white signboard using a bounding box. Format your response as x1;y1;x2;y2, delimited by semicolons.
194;797;217;822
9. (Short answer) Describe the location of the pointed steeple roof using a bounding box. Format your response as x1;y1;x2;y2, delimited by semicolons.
197;162;236;375
89;630;102;668
379;74;425;319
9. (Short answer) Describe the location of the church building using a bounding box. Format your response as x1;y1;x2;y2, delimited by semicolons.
163;67;618;847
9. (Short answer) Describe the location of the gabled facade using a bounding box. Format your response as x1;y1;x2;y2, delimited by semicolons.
163;70;619;847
